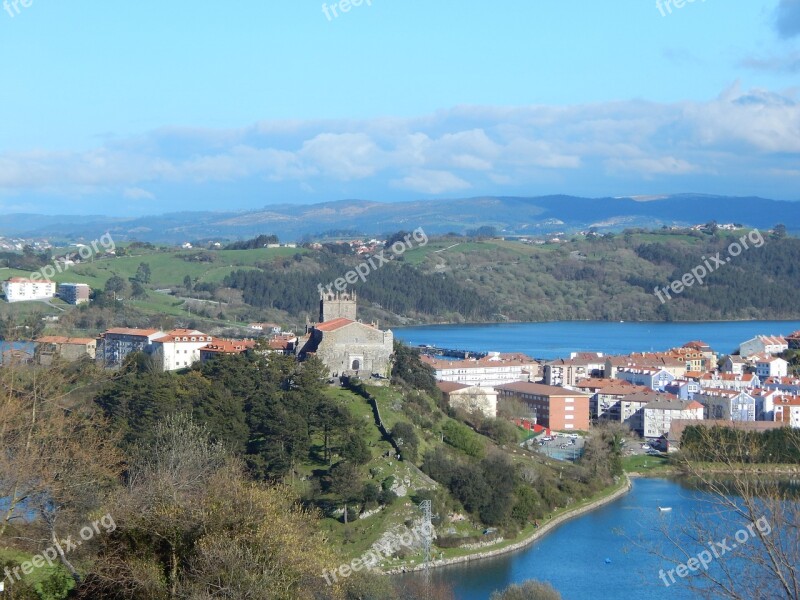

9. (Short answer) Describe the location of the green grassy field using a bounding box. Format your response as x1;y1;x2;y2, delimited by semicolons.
622;454;671;474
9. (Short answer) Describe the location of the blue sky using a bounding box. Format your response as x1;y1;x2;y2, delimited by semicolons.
0;0;798;216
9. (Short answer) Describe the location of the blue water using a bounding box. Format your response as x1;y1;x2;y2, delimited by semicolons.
0;340;35;362
431;478;756;600
395;320;800;360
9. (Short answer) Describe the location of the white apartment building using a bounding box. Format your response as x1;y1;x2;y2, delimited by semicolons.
774;396;800;428
643;399;704;439
695;389;757;422
149;329;214;371
2;277;56;303
739;335;788;357
422;353;537;387
753;354;789;379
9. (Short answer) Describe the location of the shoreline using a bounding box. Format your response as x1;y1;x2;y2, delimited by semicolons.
384;475;632;575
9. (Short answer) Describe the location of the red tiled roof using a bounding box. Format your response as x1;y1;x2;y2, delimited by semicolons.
105;328;161;337
495;382;590;397
36;336;96;345
201;339;256;354
437;381;471;393
151;329;210;343
314;318;359;332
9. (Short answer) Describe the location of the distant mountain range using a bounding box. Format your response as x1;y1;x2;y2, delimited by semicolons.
3;194;798;244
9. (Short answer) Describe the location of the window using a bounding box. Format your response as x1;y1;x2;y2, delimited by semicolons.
565;414;574;420
565;406;574;411
565;398;574;403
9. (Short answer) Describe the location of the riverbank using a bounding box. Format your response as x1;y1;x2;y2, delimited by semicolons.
384;475;632;574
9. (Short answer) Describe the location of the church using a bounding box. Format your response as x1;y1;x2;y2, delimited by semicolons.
296;291;394;378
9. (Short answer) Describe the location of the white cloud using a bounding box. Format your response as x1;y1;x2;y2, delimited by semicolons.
391;169;472;194
0;86;798;202
123;187;155;200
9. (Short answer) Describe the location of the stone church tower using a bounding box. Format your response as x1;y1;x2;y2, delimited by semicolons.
319;290;357;322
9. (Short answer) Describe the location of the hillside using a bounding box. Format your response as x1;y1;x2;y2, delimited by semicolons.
2;229;800;336
2;194;799;243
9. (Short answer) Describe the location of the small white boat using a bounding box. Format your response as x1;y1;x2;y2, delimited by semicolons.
658;506;672;512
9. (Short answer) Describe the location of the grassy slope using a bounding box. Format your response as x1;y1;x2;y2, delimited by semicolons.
316;385;624;571
4;231;798;328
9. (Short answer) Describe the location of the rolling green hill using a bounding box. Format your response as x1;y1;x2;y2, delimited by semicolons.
2;230;799;335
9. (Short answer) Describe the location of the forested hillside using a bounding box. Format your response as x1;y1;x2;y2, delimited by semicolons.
220;229;800;325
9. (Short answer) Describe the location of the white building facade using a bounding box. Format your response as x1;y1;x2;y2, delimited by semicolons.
2;277;56;303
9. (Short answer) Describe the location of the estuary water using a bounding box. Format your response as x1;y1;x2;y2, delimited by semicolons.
430;477;783;600
394;320;800;360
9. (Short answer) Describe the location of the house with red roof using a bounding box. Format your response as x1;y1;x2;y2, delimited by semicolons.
149;329;215;371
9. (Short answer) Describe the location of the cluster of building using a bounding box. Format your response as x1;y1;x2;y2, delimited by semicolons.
2;278;90;305
424;333;800;448
29;292;395;380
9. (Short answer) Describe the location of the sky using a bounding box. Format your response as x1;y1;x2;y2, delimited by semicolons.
0;0;799;216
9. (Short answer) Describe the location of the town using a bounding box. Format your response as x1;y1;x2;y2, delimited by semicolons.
3;272;799;456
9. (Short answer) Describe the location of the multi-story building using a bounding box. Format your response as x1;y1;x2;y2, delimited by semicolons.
617;367;675;391
762;376;800;395
591;382;650;421
150;329;215;371
495;382;591;431
2;277;56;303
544;353;605;388
774;396;800;428
643;399;704;439
739;335;788;358
697;372;760;392
423;353;537;388
751;389;782;421
605;354;686;379
752;354;789;379
96;328;164;368
58;283;91;305
695;389;756;421
619;390;679;435
664;379;701;400
721;355;748;375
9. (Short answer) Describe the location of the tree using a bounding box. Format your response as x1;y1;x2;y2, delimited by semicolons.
183;274;193;290
0;361;121;583
490;580;562;600
103;275;128;298
81;414;338;600
391;422;419;462
773;223;787;239
130;280;147;299
648;425;800;599
134;262;151;284
391;342;439;396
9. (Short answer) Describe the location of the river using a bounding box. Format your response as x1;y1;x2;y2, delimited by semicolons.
430;477;786;600
394;320;800;359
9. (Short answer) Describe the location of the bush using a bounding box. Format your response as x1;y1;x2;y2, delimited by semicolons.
490;580;562;600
